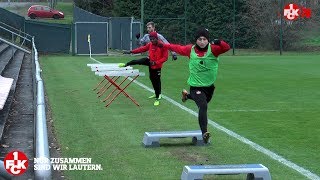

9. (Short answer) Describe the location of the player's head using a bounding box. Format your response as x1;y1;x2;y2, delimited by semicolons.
195;28;209;48
146;21;155;33
149;31;158;44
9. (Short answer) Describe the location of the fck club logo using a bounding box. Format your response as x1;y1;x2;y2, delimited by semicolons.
283;3;312;20
4;151;29;176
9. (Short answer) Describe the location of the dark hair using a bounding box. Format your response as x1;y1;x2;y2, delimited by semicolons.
146;21;155;27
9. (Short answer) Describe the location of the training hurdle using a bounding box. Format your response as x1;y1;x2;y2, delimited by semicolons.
88;63;145;107
181;164;271;180
142;130;206;147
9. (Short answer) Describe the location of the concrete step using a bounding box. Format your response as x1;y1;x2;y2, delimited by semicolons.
0;52;35;179
0;46;15;75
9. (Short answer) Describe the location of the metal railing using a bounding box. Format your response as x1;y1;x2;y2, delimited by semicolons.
0;22;51;179
32;37;52;180
0;21;32;48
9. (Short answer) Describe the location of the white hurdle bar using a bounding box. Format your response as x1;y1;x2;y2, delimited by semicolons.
95;70;145;77
87;63;120;67
181;164;271;180
142;130;206;147
87;63;145;76
91;66;133;72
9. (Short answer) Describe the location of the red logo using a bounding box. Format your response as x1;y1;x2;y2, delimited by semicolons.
4;151;29;176
283;3;312;20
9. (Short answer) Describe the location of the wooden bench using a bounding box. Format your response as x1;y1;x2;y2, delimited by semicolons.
142;130;206;147
181;164;271;180
0;76;14;110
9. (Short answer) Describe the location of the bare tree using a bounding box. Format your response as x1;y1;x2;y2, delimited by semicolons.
246;0;320;50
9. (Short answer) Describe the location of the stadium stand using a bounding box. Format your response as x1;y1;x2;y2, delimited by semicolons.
0;38;35;179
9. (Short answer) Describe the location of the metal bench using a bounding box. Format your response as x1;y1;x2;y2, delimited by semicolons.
142;130;206;147
0;76;14;110
181;164;271;180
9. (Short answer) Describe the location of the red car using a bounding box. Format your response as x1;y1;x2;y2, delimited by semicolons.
27;5;64;19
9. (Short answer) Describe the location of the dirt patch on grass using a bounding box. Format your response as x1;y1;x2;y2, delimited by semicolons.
169;148;211;165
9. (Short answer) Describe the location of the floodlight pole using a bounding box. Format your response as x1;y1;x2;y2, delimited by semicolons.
140;0;144;39
184;0;187;44
280;0;283;55
232;0;235;55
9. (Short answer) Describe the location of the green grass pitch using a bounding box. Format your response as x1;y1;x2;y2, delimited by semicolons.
40;54;320;179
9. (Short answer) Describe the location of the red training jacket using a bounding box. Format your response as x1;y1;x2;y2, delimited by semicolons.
131;41;169;69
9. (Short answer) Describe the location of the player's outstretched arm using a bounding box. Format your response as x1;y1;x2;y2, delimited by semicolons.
211;39;230;57
162;43;192;57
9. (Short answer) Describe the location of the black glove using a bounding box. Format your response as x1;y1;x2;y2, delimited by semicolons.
123;51;131;54
172;54;178;61
150;61;156;66
213;39;221;45
135;33;140;39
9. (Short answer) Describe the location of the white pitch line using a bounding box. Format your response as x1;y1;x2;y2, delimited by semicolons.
89;59;320;180
90;57;101;64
